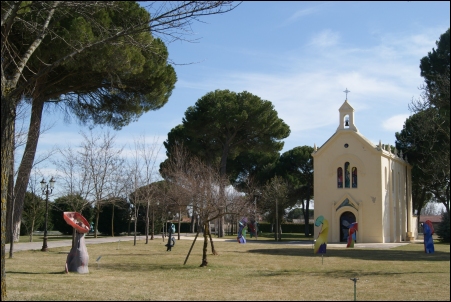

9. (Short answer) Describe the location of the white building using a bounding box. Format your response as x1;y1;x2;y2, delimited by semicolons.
312;98;417;243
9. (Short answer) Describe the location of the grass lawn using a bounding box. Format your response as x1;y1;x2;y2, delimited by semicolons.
5;235;450;301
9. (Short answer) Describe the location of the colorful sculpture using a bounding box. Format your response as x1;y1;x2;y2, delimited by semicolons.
166;223;176;251
347;222;358;248
237;217;248;244
248;219;258;238
423;220;435;254
63;212;90;274
314;215;329;254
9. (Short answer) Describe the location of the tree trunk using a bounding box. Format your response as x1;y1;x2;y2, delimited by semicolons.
183;229;199;265
219;216;224;238
274;222;277;241
1;93;17;301
231;215;234;236
151;206;154;240
303;199;311;237
8;139;15;258
208;227;218;255
133;206;137;246
190;214;195;233
9;98;45;243
145;201;149;244
177;207;181;240
111;203;114;237
218;145;230;238
200;222;209;267
29;218;35;243
95;206;100;238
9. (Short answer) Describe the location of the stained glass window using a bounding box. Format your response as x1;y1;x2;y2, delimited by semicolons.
345;162;350;188
352;167;357;188
337;167;343;188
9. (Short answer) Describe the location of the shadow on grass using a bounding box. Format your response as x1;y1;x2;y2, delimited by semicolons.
248;247;450;261
94;262;201;272
256;268;438;278
223;233;314;241
6;271;66;275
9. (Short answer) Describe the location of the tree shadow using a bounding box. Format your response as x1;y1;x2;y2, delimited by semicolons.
256;268;438;278
6;271;65;275
247;247;449;261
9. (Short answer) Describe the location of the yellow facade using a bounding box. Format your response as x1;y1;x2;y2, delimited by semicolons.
312;99;417;243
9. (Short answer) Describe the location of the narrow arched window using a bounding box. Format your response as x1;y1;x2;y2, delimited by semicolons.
345;162;350;188
392;169;395;193
352;167;357;188
337;167;343;188
385;167;387;190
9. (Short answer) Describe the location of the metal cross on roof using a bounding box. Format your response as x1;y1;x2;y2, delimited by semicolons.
344;88;350;99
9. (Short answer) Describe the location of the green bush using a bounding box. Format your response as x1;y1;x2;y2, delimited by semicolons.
50;195;94;235
257;222;313;234
436;211;450;243
130;221;193;235
170;222;192;233
20;191;47;236
97;200;130;236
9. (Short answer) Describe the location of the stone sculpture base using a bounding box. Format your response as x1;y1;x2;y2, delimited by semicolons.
66;232;89;274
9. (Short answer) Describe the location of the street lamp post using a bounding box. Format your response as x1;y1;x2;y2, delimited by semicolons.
40;177;55;252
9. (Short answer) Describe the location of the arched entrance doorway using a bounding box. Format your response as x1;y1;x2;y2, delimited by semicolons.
340;211;356;242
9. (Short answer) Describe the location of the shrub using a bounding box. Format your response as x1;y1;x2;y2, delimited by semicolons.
50;195;93;235
97;199;130;236
20;191;47;236
436;211;450;243
256;222;313;234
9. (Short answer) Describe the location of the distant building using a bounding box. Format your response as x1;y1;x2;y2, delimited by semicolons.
312;97;417;243
419;215;442;233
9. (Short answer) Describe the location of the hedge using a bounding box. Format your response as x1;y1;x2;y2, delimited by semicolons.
255;222;314;234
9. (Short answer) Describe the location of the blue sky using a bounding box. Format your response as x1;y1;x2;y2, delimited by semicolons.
33;1;449;181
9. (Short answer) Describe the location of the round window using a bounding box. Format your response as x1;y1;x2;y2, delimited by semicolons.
344;143;349;148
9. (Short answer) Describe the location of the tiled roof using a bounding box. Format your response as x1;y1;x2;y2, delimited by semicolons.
419;215;442;223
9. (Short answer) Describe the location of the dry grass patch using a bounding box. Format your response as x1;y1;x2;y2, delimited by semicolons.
5;237;450;301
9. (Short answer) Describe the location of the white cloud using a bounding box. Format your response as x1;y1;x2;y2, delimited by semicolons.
285;7;317;24
382;114;410;132
309;29;340;48
173;26;439;152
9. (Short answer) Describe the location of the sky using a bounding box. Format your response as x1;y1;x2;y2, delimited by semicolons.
29;1;449;195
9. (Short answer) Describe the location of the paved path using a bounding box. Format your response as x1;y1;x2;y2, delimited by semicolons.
6;233;418;252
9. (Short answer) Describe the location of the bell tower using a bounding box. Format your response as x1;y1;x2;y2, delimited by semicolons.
337;88;358;132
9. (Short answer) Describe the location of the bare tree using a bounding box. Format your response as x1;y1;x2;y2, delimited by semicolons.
421;201;442;216
53;146;93;205
53;144;95;247
161;144;246;266
127;135;163;243
126;136;161;245
260;176;290;241
20;174;46;243
77;130;124;238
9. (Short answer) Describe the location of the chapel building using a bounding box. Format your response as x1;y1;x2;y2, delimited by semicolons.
312;97;418;243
